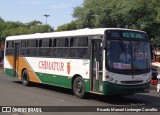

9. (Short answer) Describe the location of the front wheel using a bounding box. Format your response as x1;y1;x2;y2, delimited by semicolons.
22;69;30;86
73;77;86;98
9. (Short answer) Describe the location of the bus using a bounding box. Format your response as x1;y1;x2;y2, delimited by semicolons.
4;28;151;98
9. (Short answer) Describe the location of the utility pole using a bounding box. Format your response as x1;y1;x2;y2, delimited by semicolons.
43;14;50;24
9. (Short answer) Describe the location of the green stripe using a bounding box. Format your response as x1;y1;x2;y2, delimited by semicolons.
4;68;91;92
103;81;150;95
35;72;72;89
35;72;90;92
4;68;18;78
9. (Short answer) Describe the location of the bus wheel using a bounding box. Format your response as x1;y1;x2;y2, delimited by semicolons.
22;70;30;86
73;77;85;98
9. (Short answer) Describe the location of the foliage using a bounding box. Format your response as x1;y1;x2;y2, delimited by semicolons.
56;21;77;31
72;0;160;44
0;18;54;43
1;0;160;45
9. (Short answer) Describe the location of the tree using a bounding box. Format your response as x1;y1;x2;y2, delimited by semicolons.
73;0;160;42
26;20;42;29
56;21;77;31
0;17;6;42
0;19;54;43
28;24;54;33
0;17;5;30
5;21;24;29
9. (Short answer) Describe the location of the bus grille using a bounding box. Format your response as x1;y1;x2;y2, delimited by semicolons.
121;80;143;84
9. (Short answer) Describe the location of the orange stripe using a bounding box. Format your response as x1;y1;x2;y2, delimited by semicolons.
6;56;41;83
6;56;14;68
19;56;41;83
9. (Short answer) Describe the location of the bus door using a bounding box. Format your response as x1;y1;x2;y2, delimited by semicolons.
90;39;103;92
13;42;20;77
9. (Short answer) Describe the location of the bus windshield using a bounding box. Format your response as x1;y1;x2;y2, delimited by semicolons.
106;40;151;74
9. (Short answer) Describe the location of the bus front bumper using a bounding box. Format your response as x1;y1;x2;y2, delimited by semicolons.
103;81;150;96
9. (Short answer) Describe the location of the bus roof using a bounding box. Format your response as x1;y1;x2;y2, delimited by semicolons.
6;28;146;41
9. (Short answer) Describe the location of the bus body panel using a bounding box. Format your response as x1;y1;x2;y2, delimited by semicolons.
103;81;150;95
102;71;151;95
4;56;15;78
4;56;91;91
4;28;151;97
104;71;151;85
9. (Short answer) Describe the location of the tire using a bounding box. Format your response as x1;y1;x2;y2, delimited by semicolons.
73;76;86;98
22;69;30;86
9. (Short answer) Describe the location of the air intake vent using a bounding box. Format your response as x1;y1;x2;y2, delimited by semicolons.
121;80;143;84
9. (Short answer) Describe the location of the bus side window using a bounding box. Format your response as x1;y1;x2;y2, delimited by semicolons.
26;39;38;56
56;38;68;47
56;38;68;57
51;39;57;57
70;37;88;47
77;37;88;58
37;39;51;57
70;38;74;47
77;37;88;47
21;40;26;47
7;41;14;48
69;37;88;59
42;39;52;47
69;37;77;58
6;41;14;56
20;40;26;55
53;39;57;47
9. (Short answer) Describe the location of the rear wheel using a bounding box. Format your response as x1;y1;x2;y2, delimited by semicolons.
22;69;30;86
73;76;85;98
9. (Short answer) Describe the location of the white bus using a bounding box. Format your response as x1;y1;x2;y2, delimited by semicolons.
4;28;151;98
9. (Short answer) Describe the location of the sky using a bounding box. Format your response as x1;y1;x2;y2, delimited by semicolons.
0;0;83;29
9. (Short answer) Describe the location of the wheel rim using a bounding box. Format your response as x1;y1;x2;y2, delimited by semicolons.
75;81;83;94
23;77;26;84
23;73;27;84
